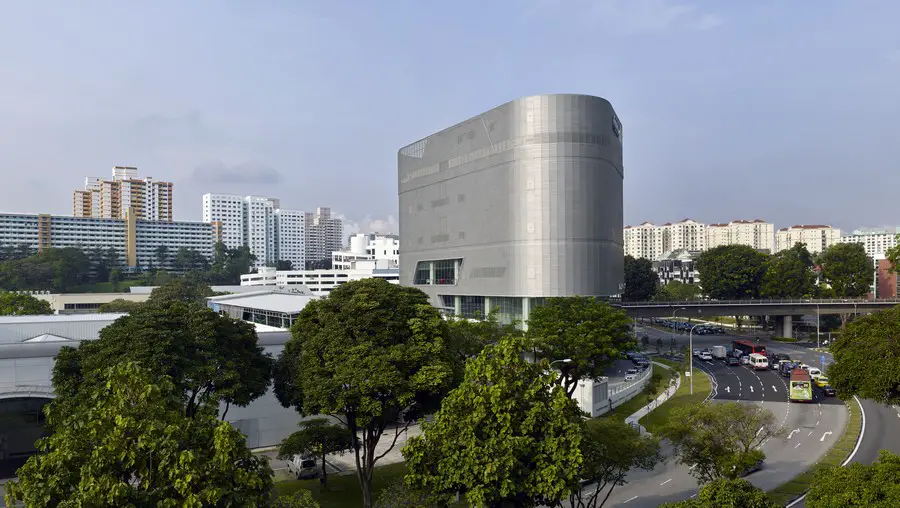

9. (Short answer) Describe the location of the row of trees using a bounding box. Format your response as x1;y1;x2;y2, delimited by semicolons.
623;242;875;302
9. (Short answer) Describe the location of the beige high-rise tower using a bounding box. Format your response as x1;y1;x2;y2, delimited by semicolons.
73;166;173;221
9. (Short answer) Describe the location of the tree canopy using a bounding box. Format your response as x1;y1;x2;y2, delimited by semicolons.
660;401;780;483
52;297;273;419
695;245;768;299
97;298;143;313
0;247;93;292
661;478;780;508
4;362;273;508
806;450;900;507
147;276;215;305
526;296;633;397
817;243;874;298
278;417;353;488
273;278;453;508
444;309;521;388
827;306;900;404
623;255;658;301
761;243;817;298
0;291;52;315
653;280;701;301
403;336;584;508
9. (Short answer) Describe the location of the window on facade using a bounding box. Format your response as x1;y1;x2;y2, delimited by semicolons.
412;258;462;285
460;296;485;319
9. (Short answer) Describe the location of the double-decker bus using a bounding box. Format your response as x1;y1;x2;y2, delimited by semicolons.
732;340;766;357
790;369;813;402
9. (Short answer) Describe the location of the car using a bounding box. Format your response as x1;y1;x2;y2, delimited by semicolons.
699;352;713;361
625;351;637;359
287;455;322;480
822;385;836;396
815;376;830;388
807;367;823;380
727;356;740;366
693;349;701;357
625;369;639;381
740;355;750;365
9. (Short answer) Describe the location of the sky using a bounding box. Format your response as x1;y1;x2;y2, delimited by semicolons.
1;1;899;235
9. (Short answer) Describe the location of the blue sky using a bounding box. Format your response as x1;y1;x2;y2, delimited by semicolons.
1;0;898;234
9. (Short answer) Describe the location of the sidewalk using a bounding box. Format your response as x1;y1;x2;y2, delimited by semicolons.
625;361;681;435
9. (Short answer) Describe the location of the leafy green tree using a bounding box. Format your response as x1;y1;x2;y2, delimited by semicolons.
305;258;332;270
660;478;780;507
109;267;123;292
174;247;210;273
806;450;900;507
0;247;92;292
660;401;780;483
208;243;257;284
53;300;273;420
278;417;353;488
526;296;633;397
276;259;294;270
0;291;52;315
695;245;768;299
562;418;661;508
404;336;584;508
273;278;452;508
147;276;214;305
97;298;143;313
273;490;321;507
4;362;273;508
827;306;900;404
623;255;658;301
445;309;521;388
653;280;702;301
375;481;437;508
761;243;817;298
817;243;873;298
155;244;169;266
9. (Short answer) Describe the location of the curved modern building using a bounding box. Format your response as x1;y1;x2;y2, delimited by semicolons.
398;94;624;324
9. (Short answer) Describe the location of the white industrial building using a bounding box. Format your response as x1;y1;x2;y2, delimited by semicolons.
775;225;841;254
333;233;399;270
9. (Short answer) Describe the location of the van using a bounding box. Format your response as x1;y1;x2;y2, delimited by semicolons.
807;367;822;379
748;353;769;370
287;455;322;480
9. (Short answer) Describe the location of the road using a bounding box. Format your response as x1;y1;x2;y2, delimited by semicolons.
599;326;848;507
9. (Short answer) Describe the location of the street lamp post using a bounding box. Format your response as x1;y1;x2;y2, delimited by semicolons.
688;323;703;395
550;358;573;368
816;304;820;349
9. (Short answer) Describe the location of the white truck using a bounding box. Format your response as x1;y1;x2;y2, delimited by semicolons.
711;345;727;360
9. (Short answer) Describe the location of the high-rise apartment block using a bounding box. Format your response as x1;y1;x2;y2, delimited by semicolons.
626;218;775;260
202;194;323;270
73;166;173;222
775;225;841;254
304;207;344;265
706;219;774;252
838;227;900;260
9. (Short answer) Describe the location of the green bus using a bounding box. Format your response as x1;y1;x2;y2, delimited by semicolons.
790;369;813;402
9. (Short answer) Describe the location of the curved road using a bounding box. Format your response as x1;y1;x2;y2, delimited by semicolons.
600;326;847;507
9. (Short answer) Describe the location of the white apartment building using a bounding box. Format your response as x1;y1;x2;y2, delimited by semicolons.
623;223;660;261
705;219;774;252
305;207;344;266
332;233;399;270
201;193;313;269
0;212;215;270
74;166;173;222
240;259;399;294
624;219;706;261
662;219;707;253
775;225;841;254
838;227;900;260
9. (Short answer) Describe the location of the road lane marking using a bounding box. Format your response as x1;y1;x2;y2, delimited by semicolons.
821;431;833;442
724;386;731;393
788;428;800;439
795;442;802;448
816;420;820;426
690;494;697;499
756;426;764;437
624;496;638;503
660;479;672;486
772;385;778;392
808;431;813;436
750;385;754;393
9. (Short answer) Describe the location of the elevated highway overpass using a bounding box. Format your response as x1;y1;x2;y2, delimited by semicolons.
616;298;900;337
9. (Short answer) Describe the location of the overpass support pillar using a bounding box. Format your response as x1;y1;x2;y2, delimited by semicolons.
775;315;793;338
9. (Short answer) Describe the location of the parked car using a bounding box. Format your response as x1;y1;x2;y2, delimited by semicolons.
727;356;740;366
287;455;322;480
822;385;836;396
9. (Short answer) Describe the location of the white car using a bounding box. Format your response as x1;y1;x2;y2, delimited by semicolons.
625;368;639;381
693;349;701;357
740;355;750;365
699;353;713;361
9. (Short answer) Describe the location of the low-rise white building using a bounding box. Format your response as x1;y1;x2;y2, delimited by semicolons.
241;259;400;294
332;233;399;270
776;225;841;254
206;287;318;329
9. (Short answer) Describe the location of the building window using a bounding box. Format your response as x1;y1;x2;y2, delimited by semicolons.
460;296;485;319
412;258;462;285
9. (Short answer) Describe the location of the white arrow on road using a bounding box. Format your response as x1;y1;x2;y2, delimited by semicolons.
724;386;731;393
772;385;778;392
750;385;754;393
821;431;833;442
788;428;800;439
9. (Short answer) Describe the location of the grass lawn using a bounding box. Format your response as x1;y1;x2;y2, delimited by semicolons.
638;358;712;434
275;462;407;507
767;397;862;505
70;279;142;293
603;364;672;422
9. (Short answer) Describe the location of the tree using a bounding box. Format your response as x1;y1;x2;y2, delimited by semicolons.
660;478;780;507
4;362;273;507
276;259;294;270
886;235;900;275
827;306;900;404
806;450;900;507
147;276;215;305
53;299;273;420
273;490;321;508
623;255;658;302
109;267;123;292
817;243;873;298
660;401;780;483
761;243;817;298
155;244;169;266
694;245;768;299
97;298;143;313
0;291;52;315
655;337;663;354
562;418;661;508
273;278;452;508
305;258;332;270
653;280;701;301
173;247;210;273
403;336;584;508
375;481;437;508
278;417;353;489
526;296;633;397
445;309;521;388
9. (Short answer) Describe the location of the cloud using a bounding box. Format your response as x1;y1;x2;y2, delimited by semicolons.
334;213;400;239
190;161;284;185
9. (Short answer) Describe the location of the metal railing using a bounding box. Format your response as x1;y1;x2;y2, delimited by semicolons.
617;298;900;307
609;363;653;395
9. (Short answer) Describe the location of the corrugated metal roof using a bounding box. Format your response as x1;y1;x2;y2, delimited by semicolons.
213;293;319;314
0;314;126;345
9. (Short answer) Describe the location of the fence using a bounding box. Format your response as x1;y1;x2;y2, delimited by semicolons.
584;363;653;417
